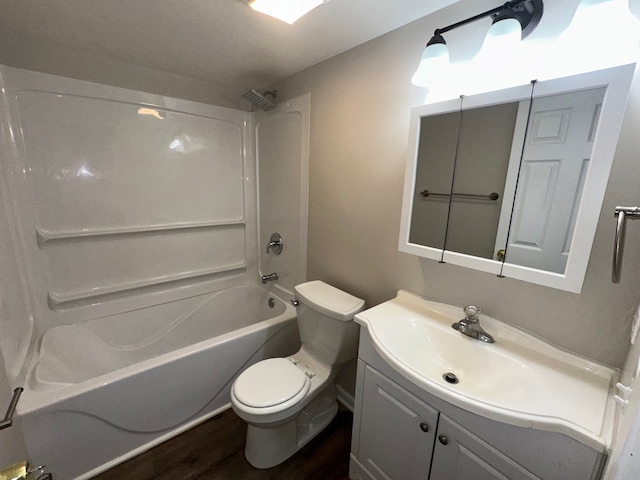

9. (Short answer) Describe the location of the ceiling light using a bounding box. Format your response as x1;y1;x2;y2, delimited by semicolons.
249;0;326;24
412;0;543;88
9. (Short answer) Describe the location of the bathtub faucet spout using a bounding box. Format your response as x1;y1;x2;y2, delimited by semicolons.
261;272;279;284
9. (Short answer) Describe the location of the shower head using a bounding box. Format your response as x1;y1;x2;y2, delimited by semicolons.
242;89;277;111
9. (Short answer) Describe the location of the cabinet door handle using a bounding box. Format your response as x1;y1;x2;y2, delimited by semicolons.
419;422;429;432
438;435;448;445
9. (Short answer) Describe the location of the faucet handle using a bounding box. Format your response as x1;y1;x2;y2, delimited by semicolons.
266;232;283;255
463;305;480;320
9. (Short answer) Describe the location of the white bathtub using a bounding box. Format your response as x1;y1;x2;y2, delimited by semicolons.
18;285;300;479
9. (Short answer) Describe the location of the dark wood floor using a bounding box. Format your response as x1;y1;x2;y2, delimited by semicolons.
94;408;353;480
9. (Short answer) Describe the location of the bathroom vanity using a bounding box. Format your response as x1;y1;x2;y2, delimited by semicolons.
349;291;616;480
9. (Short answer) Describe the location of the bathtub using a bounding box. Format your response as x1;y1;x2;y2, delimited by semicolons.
18;285;300;479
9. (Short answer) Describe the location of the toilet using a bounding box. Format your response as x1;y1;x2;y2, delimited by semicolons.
231;280;365;469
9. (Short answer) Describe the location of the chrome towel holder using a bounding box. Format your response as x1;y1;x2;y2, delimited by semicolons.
613;206;640;283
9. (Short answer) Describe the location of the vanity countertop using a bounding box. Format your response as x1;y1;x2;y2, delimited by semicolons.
355;290;618;451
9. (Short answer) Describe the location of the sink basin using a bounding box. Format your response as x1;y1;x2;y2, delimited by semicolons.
355;290;617;451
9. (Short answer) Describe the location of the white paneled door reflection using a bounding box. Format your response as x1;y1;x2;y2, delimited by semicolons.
501;87;605;273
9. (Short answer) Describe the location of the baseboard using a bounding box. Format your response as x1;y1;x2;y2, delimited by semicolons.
349;454;375;480
336;384;354;412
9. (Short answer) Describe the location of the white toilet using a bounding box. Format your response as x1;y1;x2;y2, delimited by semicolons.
231;280;365;469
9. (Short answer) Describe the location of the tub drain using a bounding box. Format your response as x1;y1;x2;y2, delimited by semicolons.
268;298;275;308
443;372;459;384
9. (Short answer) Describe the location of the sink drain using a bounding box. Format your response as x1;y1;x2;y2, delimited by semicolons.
443;372;459;384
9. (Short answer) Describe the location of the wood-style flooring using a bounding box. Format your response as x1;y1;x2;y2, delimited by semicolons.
94;408;353;480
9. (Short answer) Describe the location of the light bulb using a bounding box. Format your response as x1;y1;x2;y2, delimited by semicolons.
556;0;640;74
479;18;522;61
469;17;528;94
411;41;450;88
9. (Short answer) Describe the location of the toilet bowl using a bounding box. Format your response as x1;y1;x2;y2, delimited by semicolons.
231;280;364;469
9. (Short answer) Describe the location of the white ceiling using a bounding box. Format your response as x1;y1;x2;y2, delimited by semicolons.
0;0;459;100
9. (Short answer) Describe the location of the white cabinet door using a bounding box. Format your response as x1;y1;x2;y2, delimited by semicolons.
430;414;541;480
358;366;439;480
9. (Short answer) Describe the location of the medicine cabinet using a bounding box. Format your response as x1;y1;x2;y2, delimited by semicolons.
398;64;635;293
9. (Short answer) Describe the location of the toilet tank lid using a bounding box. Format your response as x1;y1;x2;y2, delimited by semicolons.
294;280;365;321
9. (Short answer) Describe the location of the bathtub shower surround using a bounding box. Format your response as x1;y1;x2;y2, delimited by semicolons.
0;66;309;478
0;65;255;368
21;286;299;479
255;98;310;299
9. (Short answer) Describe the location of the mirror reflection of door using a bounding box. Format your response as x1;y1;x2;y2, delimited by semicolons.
409;111;461;251
499;87;605;273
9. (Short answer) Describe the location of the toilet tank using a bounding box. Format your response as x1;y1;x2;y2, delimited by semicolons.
294;281;365;365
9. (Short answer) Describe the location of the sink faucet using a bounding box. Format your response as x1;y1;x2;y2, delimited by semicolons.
261;272;279;284
452;305;495;343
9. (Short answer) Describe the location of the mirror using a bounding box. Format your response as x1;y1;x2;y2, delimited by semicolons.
445;100;523;261
501;87;605;274
399;65;635;293
409;109;461;253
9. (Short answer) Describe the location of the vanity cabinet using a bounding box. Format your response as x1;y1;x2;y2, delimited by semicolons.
358;366;438;480
350;330;607;480
429;414;538;480
356;365;538;480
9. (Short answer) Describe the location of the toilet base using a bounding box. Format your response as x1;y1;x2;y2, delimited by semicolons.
244;385;338;469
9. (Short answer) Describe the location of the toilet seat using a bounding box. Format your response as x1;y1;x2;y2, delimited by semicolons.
232;358;311;414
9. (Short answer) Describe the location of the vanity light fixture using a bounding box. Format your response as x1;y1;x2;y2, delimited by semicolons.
248;0;327;24
412;0;544;87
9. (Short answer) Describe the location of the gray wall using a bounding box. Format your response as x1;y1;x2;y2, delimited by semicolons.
0;32;245;110
268;0;640;368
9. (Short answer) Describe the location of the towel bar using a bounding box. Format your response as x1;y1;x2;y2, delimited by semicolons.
419;190;499;201
612;206;640;283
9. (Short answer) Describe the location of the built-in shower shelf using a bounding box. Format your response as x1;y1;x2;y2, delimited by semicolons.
47;262;247;310
36;220;246;245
